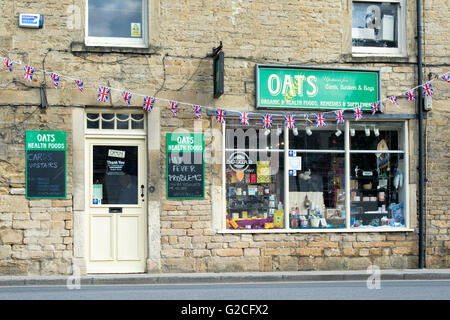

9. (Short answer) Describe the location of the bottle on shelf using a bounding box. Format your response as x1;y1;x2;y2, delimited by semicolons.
277;201;283;210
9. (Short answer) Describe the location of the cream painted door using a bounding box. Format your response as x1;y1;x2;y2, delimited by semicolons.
86;139;147;273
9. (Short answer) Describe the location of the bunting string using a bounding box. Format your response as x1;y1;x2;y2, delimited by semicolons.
1;55;449;128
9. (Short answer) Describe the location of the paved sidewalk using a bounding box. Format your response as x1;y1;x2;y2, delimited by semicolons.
0;268;450;286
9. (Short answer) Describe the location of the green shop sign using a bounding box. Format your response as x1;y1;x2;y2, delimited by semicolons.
26;131;66;199
256;65;380;110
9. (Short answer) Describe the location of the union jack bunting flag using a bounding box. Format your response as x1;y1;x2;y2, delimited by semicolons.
3;58;13;72
240;112;250;125
50;73;60;89
371;102;380;115
284;114;295;128
169;100;178;116
143;96;155;112
315;113;327;127
389;96;399;108
24;65;34;82
440;73;450;83
121;91;132;105
74;80;84;93
216;109;226;123
335;110;344;124
353;107;363;121
262;114;273;128
97;86;110;103
422;82;433;96
405;89;416;101
192;105;202;119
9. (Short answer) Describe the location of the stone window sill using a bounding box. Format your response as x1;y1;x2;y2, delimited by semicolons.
219;228;414;234
342;53;414;64
70;42;159;55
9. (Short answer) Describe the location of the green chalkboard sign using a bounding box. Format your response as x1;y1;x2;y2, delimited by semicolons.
26;131;66;199
166;133;204;199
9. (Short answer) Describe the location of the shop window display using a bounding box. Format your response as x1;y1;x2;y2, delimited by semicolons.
350;122;406;228
288;128;346;229
224;119;407;232
225;121;285;230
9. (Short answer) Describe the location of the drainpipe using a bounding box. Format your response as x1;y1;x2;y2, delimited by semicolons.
416;0;425;269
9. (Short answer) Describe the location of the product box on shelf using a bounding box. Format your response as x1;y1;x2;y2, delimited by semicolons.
273;210;284;228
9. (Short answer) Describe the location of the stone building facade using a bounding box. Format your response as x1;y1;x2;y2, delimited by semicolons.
0;0;448;275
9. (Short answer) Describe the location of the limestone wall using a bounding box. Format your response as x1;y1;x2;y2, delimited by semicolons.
0;107;73;275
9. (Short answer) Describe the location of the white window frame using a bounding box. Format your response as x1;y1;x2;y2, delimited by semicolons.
221;119;411;233
351;0;406;57
85;0;149;48
85;109;146;137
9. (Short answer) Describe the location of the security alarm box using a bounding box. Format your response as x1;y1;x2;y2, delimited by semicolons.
19;14;44;28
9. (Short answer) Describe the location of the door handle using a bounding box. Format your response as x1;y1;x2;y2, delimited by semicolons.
141;185;145;199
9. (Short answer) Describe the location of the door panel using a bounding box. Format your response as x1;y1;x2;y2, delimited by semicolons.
86;138;147;273
117;215;141;261
90;215;114;261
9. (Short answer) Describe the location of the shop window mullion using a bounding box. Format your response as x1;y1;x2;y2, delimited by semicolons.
345;120;351;230
284;125;290;230
403;121;409;229
222;121;227;231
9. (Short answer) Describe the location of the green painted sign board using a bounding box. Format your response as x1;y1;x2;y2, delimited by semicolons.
25;131;66;199
166;133;205;199
256;65;380;110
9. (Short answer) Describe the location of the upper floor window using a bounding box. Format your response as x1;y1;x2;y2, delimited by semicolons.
352;0;406;56
85;0;148;48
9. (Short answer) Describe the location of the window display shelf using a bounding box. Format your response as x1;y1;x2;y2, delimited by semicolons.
229;195;272;199
228;182;273;184
227;206;270;212
350;175;394;179
352;202;386;205
351;188;388;192
352;212;388;216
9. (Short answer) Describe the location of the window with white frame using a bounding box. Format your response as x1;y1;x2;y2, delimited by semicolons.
349;121;407;228
86;111;145;131
224;118;408;232
85;0;148;48
352;0;406;56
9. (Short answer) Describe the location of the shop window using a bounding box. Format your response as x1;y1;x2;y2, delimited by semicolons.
85;0;148;48
288;125;346;229
352;0;406;56
85;112;145;131
350;122;406;228
223;118;408;232
225;120;285;230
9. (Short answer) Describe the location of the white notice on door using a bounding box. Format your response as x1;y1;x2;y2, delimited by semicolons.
108;149;125;158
